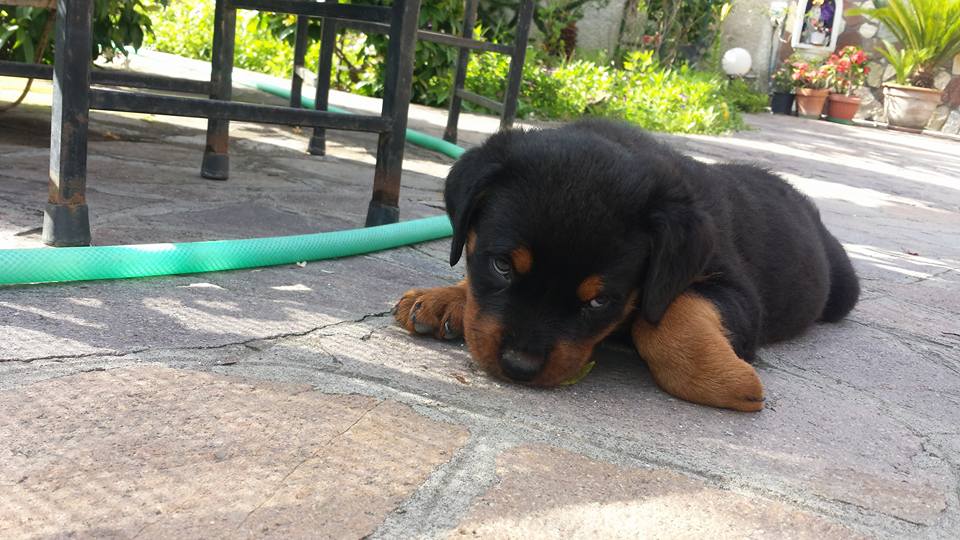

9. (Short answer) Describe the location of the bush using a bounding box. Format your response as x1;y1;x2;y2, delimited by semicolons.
146;0;763;134
147;0;315;77
1;0;154;63
467;49;763;134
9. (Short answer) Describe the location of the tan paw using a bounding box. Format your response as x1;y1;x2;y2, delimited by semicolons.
705;360;765;412
393;284;466;340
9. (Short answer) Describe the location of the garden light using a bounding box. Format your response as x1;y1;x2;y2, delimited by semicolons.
722;48;753;77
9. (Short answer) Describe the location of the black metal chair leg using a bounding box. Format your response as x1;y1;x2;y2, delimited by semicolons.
442;0;479;144
501;0;534;130
43;0;93;247
201;0;236;180
308;15;337;156
290;16;310;109
366;0;420;226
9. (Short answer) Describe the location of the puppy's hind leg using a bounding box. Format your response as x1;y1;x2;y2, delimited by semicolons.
394;280;467;340
632;292;765;412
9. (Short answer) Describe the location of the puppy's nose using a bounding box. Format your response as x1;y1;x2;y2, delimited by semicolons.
499;349;544;382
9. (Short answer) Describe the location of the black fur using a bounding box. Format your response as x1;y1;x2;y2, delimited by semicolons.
445;118;859;363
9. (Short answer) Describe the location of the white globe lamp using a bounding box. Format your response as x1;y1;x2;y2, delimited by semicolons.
722;48;752;77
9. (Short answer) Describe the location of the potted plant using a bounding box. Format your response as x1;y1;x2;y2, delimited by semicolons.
824;46;871;123
851;0;960;130
770;60;798;115
792;60;831;118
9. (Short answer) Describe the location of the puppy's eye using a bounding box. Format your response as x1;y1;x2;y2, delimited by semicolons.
491;257;513;281
587;296;610;309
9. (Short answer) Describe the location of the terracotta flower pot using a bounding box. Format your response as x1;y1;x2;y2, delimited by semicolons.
882;84;941;130
826;93;861;123
795;88;829;119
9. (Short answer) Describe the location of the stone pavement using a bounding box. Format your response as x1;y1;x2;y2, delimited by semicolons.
1;62;959;538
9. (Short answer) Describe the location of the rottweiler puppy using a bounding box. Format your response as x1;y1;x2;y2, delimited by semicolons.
394;119;859;412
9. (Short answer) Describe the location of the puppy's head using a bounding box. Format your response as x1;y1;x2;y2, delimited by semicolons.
446;121;715;386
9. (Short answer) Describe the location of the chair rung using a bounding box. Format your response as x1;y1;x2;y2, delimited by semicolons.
336;21;513;55
0;61;209;94
294;66;318;87
89;89;393;133
416;30;513;54
227;0;391;24
455;89;504;114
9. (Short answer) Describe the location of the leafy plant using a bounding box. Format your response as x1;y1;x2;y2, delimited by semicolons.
723;77;767;112
1;0;158;64
466;48;763;134
533;0;598;60
770;59;800;93
634;0;730;67
824;46;870;95
788;59;830;89
148;0;761;134
850;0;960;87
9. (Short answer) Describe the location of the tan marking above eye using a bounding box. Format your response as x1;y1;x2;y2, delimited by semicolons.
466;230;477;255
511;247;533;274
577;275;604;302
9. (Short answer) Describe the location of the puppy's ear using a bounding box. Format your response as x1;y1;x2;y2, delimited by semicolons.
444;134;511;266
640;188;715;324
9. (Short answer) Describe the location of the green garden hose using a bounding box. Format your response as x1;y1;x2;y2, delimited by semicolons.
0;215;453;285
0;78;469;286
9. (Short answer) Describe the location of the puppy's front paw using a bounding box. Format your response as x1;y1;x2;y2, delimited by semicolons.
706;360;765;412
393;283;466;340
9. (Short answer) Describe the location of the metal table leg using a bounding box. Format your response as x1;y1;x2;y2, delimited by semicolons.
43;0;93;246
290;15;310;109
201;0;236;180
308;14;338;156
443;0;478;144
366;0;421;226
501;0;534;130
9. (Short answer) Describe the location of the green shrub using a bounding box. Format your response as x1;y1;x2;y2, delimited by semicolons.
466;49;763;134
147;0;316;77
1;0;154;63
723;77;767;113
146;0;763;134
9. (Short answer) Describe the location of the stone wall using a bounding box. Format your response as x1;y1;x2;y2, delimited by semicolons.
719;0;779;90
576;0;629;55
777;1;960;134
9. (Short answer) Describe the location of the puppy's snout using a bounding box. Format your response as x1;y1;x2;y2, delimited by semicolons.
499;349;544;382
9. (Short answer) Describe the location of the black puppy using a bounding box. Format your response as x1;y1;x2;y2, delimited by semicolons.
394;119;859;411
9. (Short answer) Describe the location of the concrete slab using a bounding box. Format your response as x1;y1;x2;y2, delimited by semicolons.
0;366;468;538
453;445;860;538
2;53;960;538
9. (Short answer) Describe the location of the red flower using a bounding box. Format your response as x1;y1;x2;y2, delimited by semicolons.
864;66;871;74
829;54;840;64
837;58;851;73
853;50;867;64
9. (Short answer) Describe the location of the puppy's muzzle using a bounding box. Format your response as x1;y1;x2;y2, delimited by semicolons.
498;349;544;382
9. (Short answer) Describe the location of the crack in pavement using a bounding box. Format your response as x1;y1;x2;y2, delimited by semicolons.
234;400;382;531
0;310;393;364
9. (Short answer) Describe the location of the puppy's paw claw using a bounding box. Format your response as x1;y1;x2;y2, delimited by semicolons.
394;285;466;341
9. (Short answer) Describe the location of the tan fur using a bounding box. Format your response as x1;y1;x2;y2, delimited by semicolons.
511;247;533;275
394;280;467;340
533;291;637;386
463;285;505;375
632;292;764;412
576;275;604;302
466;230;477;256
